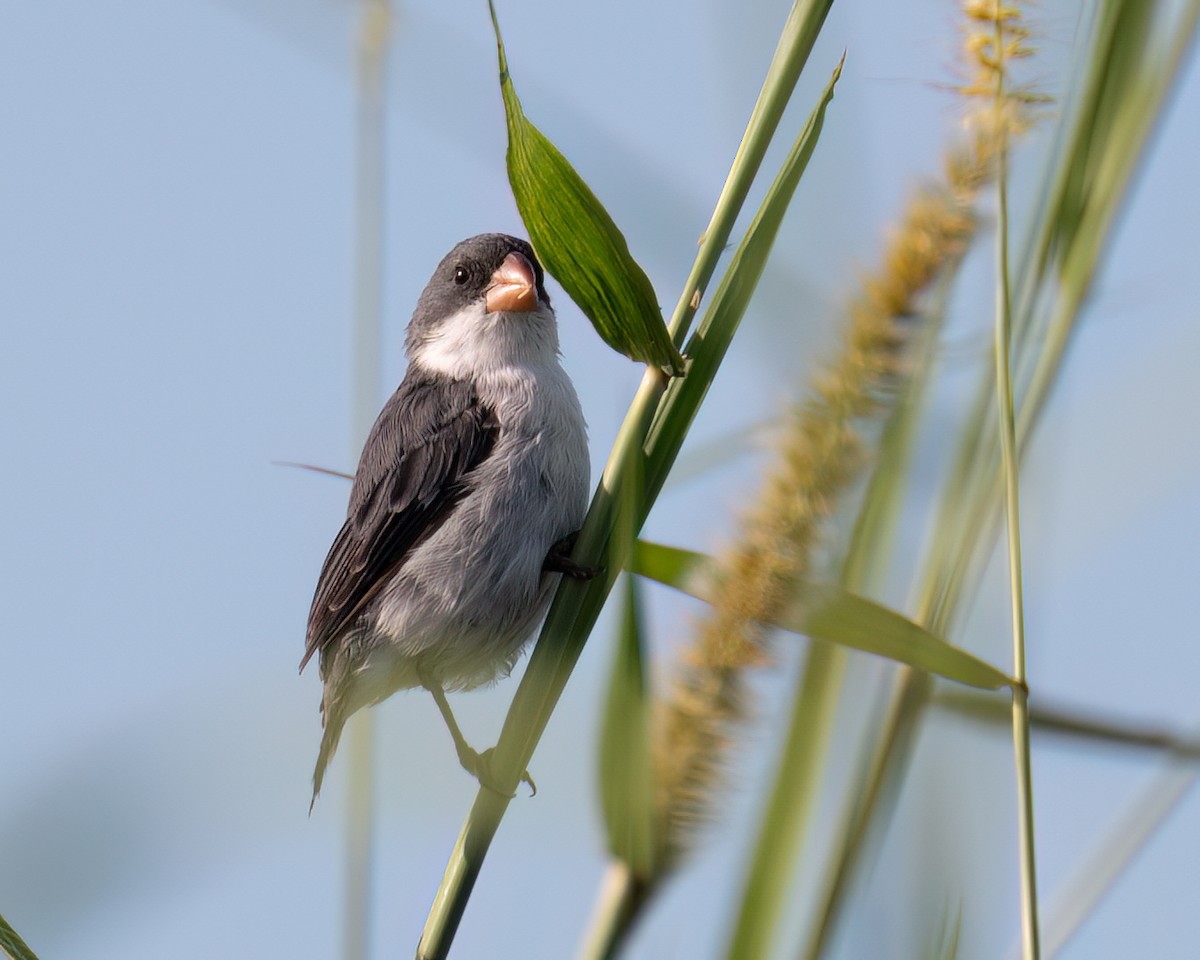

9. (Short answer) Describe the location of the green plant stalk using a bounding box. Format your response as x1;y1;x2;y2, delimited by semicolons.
991;20;1040;951
577;862;651;960
414;44;843;960
797;277;988;960
416;383;655;960
927;0;1197;662
800;668;934;960
596;450;656;878
725;640;847;960
794;351;968;960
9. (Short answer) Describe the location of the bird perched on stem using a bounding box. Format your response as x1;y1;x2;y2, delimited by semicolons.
302;233;595;806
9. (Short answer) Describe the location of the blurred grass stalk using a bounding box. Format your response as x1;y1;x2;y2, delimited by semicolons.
343;4;390;960
984;4;1040;957
415;2;835;957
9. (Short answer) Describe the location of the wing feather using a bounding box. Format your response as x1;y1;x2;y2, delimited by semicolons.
301;372;498;669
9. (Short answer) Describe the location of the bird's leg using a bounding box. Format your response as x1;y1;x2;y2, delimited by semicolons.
543;530;603;581
420;677;536;797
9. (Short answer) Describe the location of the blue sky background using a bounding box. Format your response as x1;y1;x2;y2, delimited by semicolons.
2;2;1199;958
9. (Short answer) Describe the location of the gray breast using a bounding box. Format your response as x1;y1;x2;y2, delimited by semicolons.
363;359;589;691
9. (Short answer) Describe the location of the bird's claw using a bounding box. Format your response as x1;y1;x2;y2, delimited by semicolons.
458;746;537;798
544;532;604;581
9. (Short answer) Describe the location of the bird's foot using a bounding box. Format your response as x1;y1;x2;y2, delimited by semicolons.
543;532;604;581
457;745;537;798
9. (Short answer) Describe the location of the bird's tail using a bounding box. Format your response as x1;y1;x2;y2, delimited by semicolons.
309;689;349;813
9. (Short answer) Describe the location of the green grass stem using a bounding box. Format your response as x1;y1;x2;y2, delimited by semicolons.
990;10;1040;954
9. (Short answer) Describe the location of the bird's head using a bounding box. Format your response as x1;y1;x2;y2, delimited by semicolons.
406;234;559;377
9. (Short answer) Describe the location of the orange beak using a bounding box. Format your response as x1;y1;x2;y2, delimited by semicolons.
484;251;539;313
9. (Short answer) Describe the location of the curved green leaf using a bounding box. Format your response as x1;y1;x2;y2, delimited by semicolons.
631;540;1013;691
489;1;684;375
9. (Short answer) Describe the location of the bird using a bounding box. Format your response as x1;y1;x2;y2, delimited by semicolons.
301;233;596;806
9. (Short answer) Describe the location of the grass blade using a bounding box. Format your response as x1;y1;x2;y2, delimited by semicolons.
723;639;848;960
488;0;683;374
632;540;1012;691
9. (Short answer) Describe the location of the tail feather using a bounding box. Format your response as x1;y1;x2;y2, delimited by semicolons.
309;695;348;813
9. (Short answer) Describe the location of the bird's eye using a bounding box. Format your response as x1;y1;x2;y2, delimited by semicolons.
453;266;469;285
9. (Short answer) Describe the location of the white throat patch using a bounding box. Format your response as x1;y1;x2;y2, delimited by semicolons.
410;301;560;379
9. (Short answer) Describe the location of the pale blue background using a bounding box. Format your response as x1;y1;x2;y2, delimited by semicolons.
2;2;1198;958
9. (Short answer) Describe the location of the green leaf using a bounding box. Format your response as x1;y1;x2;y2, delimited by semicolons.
488;1;684;375
598;575;657;879
631;540;1013;691
0;913;40;960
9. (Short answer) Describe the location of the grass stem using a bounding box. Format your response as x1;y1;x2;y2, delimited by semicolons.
990;6;1040;956
343;4;390;958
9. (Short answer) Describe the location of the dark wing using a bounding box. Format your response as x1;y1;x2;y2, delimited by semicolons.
301;372;498;670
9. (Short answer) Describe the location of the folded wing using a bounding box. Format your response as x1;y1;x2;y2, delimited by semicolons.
302;372;499;670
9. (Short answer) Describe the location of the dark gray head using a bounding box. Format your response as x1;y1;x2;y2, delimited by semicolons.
405;234;551;355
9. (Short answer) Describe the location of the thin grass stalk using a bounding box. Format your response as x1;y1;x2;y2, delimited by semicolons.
799;669;934;960
725;640;847;960
923;0;1197;679
415;22;840;954
929;0;1164;638
988;6;1040;954
343;5;389;960
730;296;950;960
